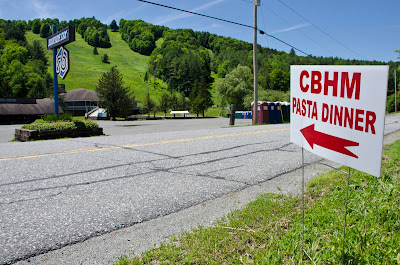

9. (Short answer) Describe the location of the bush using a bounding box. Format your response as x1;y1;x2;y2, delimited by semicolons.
60;113;74;121
21;118;99;131
102;54;109;63
42;113;74;122
25;121;77;131
42;114;58;122
73;119;99;129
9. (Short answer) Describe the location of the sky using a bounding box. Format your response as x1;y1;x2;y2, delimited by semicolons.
1;0;400;62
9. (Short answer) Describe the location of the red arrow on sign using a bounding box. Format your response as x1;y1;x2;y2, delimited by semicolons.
300;124;359;158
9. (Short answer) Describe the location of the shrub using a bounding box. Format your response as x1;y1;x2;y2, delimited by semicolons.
26;121;77;131
102;54;109;63
22;118;99;131
42;114;58;122
60;113;74;121
72;119;99;129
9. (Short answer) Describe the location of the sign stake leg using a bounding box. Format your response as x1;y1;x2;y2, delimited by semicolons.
301;148;316;265
342;167;351;264
302;147;305;250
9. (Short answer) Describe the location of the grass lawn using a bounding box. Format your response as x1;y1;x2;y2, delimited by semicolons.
116;140;400;264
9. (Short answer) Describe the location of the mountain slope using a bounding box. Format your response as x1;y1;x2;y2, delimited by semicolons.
25;30;164;101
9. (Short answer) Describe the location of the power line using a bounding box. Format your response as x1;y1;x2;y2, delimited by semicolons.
259;7;270;47
264;33;310;56
238;0;253;4
260;4;334;56
137;0;310;56
275;0;368;60
137;0;254;30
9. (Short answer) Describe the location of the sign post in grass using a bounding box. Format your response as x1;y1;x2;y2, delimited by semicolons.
290;65;389;263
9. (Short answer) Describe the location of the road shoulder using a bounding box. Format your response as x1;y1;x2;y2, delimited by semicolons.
15;130;400;265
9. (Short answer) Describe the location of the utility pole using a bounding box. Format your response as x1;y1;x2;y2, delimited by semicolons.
253;0;260;125
395;68;397;113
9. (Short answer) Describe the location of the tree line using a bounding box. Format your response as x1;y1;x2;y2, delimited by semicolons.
1;17;399;115
0;20;52;98
120;19;399;112
27;17;112;48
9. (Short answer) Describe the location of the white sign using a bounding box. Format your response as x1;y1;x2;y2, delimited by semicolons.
47;26;75;50
290;65;389;177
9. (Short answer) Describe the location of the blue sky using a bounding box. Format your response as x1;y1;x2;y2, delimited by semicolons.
1;0;399;62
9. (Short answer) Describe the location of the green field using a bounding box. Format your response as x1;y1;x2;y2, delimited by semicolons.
25;30;164;102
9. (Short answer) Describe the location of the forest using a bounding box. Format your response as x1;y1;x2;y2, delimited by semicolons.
0;17;399;113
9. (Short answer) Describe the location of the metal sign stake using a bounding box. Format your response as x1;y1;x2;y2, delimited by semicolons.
301;148;353;265
342;167;351;264
301;147;316;265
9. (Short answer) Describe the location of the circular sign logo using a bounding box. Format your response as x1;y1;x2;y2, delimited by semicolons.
56;46;69;79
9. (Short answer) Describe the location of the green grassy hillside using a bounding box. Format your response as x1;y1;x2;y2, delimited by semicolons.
25;30;164;101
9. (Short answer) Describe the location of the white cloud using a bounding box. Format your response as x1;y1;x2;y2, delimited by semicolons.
155;0;226;25
102;5;146;25
269;23;311;34
194;23;222;32
31;0;57;19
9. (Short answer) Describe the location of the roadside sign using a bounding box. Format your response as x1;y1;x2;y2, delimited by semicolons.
56;46;69;79
47;26;75;50
290;65;389;177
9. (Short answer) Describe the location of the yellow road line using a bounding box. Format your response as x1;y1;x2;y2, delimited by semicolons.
0;127;289;161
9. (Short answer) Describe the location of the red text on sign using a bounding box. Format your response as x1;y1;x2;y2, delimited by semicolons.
292;97;376;135
300;71;361;100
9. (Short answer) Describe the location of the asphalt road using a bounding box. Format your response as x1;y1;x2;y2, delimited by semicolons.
1;115;400;265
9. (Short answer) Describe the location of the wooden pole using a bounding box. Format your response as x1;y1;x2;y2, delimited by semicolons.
230;104;236;126
395;69;397;113
253;0;260;124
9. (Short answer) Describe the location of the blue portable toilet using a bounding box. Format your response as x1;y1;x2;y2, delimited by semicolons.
268;102;276;123
268;102;283;124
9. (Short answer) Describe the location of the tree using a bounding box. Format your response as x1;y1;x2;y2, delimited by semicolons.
39;24;51;38
159;91;170;117
269;68;289;91
190;80;213;117
179;91;188;110
101;53;109;63
27;40;48;66
110;20;119;32
96;66;133;120
215;65;253;110
31;19;41;34
142;90;156;118
93;47;98;55
169;92;179;111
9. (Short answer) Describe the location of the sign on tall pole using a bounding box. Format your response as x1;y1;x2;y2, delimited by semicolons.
252;0;260;125
51;26;59;119
290;65;389;177
47;26;75;119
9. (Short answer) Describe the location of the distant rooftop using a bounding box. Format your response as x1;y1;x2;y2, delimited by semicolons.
64;88;99;102
0;98;63;115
